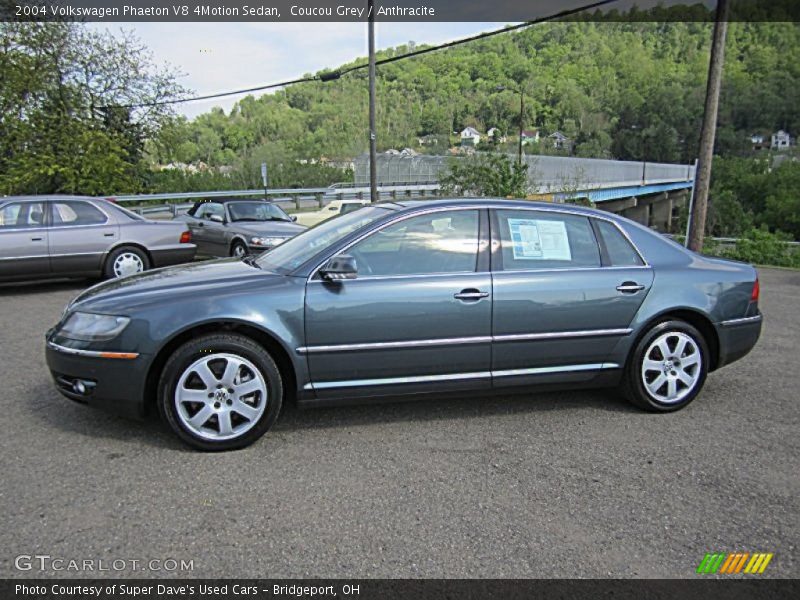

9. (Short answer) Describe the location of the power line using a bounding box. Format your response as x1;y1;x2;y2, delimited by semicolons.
121;0;619;109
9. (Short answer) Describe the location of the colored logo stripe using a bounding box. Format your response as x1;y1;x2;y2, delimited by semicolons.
697;552;773;574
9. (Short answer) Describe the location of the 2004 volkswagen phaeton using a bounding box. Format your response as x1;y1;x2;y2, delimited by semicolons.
46;199;762;450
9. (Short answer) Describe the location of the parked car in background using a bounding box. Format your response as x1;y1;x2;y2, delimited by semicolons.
47;199;762;451
0;195;195;282
294;199;369;227
174;198;306;257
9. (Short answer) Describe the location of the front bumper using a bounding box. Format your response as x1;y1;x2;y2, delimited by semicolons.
45;340;150;419
715;313;763;369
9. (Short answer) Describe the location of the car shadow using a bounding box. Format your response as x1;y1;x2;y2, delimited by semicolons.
275;387;637;433
28;382;637;452
0;278;92;296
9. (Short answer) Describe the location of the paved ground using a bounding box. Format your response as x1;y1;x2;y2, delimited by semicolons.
1;268;797;579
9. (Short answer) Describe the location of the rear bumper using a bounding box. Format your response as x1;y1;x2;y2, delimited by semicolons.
150;246;196;268
715;313;763;369
45;341;150;419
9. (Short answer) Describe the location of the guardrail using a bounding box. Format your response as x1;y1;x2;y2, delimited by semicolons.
108;183;442;217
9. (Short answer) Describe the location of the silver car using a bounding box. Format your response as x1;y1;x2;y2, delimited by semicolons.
0;195;196;282
174;199;307;257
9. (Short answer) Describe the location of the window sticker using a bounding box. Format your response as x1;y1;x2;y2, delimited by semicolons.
507;218;571;261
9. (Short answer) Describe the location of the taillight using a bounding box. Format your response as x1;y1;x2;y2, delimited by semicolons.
180;230;192;244
751;278;760;302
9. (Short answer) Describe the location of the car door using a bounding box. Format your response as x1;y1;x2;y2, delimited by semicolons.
304;208;492;400
47;200;118;275
489;208;654;388
0;200;50;279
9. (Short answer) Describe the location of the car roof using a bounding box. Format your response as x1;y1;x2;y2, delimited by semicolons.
383;197;605;217
1;195;100;202
194;198;277;204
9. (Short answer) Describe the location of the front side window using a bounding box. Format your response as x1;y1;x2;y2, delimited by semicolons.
51;201;107;226
494;209;600;271
340;203;363;215
346;210;480;277
0;202;45;229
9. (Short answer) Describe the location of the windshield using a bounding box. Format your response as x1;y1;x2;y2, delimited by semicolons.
256;206;392;274
228;202;291;222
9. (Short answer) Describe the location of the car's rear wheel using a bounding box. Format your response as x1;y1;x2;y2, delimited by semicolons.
105;246;149;279
621;319;708;412
158;333;283;451
230;240;248;258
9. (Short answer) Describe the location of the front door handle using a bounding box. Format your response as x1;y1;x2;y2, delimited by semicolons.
30;236;43;242
454;289;490;301
616;282;645;294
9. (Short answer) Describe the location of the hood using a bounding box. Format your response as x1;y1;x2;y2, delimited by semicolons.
232;221;306;236
67;258;280;314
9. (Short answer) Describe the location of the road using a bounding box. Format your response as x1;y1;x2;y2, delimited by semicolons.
1;268;798;579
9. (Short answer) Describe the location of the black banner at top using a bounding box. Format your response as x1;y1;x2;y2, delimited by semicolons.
3;0;800;22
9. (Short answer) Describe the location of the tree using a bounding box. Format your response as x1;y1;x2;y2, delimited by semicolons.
0;22;186;195
441;153;529;198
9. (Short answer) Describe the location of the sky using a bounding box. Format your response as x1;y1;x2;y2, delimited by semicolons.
95;22;507;120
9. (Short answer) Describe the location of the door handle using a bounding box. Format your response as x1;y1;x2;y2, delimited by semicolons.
454;289;490;301
616;282;645;294
30;237;43;242
103;233;115;237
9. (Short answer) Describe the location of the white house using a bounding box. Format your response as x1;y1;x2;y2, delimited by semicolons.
549;131;570;150
771;130;792;150
460;127;481;146
487;127;507;143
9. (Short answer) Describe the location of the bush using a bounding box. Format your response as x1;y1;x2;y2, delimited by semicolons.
710;227;800;268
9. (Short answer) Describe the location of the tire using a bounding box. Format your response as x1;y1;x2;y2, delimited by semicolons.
104;246;150;279
621;319;709;412
230;240;248;258
158;333;283;451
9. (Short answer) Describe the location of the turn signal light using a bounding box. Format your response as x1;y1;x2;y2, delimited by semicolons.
180;231;192;244
751;278;760;302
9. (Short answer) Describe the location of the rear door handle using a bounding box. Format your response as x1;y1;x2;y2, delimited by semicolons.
454;289;490;301
30;237;43;242
616;282;645;294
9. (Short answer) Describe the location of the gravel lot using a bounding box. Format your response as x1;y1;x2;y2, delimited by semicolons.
1;267;798;579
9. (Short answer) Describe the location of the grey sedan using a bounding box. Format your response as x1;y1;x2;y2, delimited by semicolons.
0;195;195;282
46;199;762;451
174;198;306;257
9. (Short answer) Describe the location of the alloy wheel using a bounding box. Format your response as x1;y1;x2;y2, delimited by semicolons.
640;331;702;404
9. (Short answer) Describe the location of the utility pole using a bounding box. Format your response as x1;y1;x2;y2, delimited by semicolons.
517;88;524;166
688;0;729;252
367;0;378;203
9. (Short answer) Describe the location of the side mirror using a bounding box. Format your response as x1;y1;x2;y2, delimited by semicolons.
209;214;224;223
320;255;357;281
290;215;297;222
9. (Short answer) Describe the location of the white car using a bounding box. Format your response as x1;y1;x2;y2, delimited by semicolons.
295;200;369;227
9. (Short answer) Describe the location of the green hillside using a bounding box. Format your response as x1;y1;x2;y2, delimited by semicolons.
149;18;799;183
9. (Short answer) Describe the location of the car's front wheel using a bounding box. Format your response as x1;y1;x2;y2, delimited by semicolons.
622;319;708;412
158;333;283;451
230;240;248;258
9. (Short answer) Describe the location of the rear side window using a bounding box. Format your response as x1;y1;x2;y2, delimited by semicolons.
494;209;600;271
595;220;644;266
52;201;107;226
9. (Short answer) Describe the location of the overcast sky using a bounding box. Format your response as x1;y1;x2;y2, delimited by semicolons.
96;22;507;120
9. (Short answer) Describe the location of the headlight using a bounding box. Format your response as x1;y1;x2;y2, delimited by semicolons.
58;312;130;342
250;236;287;247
